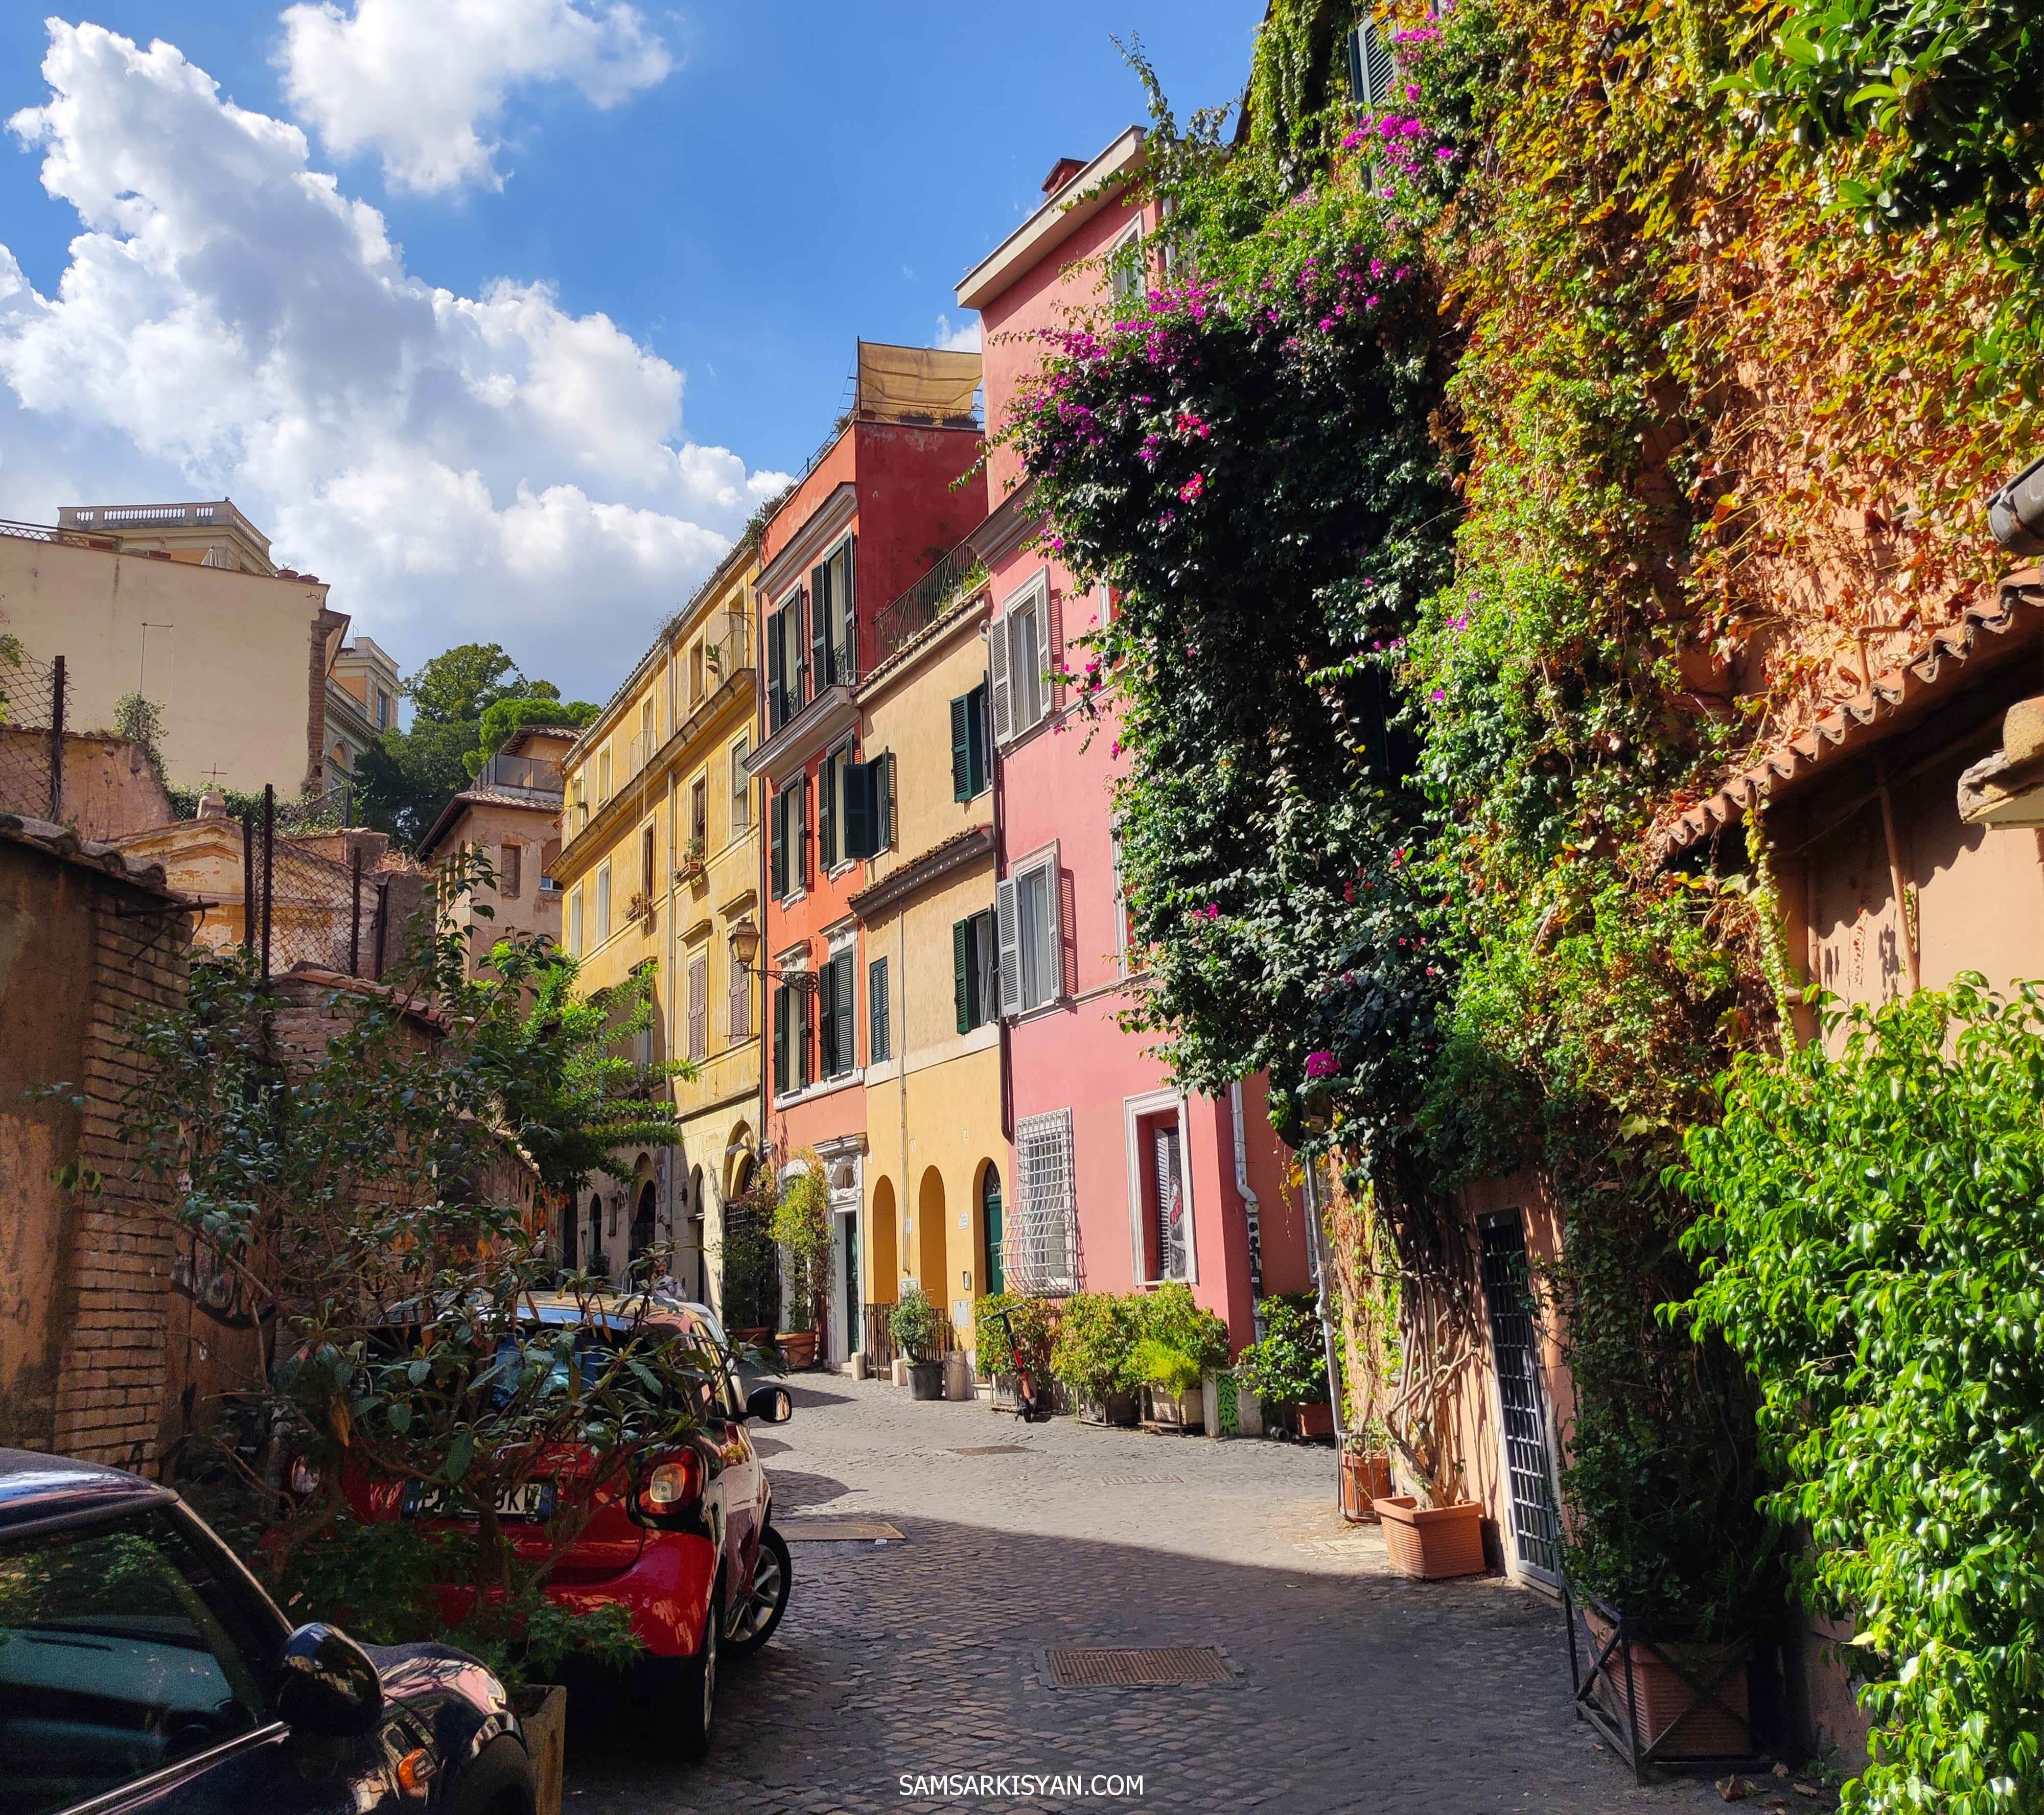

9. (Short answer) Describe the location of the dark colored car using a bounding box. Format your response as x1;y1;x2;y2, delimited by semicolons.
342;1294;794;1761
0;1449;536;1815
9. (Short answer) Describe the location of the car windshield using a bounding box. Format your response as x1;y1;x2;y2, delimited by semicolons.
486;1320;731;1420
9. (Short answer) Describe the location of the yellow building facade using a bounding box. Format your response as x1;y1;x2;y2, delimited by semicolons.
550;542;764;1309
851;582;1006;1358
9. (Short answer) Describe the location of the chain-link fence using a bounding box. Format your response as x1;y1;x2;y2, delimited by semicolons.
0;648;65;823
240;786;404;980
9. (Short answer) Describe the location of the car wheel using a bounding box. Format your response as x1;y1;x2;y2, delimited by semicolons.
661;1568;721;1760
724;1526;791;1659
451;1734;537;1815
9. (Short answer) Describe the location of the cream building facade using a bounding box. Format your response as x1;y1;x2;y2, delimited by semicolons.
552;542;763;1311
850;576;1005;1357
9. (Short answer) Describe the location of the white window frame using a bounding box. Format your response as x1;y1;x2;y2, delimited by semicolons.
595;860;612;944
1109;219;1146;302
990;568;1051;748
569;885;584;956
1124;1088;1197;1286
997;841;1061;1018
730;733;752;833
1012;1107;1079;1294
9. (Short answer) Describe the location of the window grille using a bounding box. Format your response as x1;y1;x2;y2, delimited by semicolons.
1011;1109;1079;1293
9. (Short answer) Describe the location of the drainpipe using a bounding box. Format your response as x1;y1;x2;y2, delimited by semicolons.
986;619;1013;1147
1299;1148;1347;1508
1872;759;1921;994
1229;1081;1265;1340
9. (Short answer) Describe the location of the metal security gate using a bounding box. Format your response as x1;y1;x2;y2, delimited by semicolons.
1478;1209;1561;1585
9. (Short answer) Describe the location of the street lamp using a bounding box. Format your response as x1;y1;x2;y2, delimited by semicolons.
729;915;818;992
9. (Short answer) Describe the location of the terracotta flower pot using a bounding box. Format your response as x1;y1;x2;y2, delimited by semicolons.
1373;1495;1487;1580
1295;1399;1336;1441
776;1329;818;1371
1339;1450;1395;1523
1583;1610;1754;1759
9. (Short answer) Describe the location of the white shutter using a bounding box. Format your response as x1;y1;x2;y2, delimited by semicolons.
1035;851;1060;1003
996;875;1021;1018
989;613;1014;746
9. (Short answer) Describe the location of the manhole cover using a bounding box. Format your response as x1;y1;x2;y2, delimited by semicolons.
1046;1646;1234;1687
948;1444;1030;1455
780;1519;904;1541
1098;1475;1186;1487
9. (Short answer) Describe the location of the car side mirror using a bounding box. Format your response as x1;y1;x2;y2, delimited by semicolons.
746;1384;793;1424
277;1622;385;1737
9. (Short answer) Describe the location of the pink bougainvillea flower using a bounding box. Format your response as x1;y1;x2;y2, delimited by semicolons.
1179;473;1205;503
1305;1051;1339;1081
1430;689;1446;702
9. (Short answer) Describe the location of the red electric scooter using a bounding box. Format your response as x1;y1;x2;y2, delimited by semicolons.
987;1305;1055;1423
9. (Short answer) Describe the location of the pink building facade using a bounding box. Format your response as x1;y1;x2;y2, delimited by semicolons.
958;133;1310;1349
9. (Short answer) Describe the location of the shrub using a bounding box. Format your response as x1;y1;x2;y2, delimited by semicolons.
1132;1338;1204;1398
972;1290;1055;1383
1232;1294;1328;1408
1679;978;2044;1810
1136;1281;1229;1373
769;1151;833;1337
1050;1292;1143;1402
889;1286;940;1363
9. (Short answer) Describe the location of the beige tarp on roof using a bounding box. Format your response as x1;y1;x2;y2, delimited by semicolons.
856;341;981;422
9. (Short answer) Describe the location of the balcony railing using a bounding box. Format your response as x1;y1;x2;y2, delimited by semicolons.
872;539;988;668
478;751;563;799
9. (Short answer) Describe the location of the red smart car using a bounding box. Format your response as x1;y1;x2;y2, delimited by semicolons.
344;1293;793;1759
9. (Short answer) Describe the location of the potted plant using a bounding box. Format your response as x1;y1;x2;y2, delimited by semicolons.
1232;1293;1333;1441
1372;1383;1488;1579
975;1290;1057;1413
1134;1282;1227;1430
770;1151;833;1371
1049;1290;1140;1425
891;1286;944;1399
1338;1431;1396;1523
674;835;707;887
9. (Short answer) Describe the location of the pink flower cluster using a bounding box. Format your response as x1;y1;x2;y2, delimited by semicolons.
1305;1051;1339;1081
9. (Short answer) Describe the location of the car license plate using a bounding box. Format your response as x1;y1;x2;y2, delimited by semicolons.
402;1479;554;1521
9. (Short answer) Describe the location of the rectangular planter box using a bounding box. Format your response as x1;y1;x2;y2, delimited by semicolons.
1584;1610;1755;1760
1076;1389;1139;1427
1141;1384;1204;1433
1374;1496;1486;1580
943;1353;975;1400
512;1683;566;1815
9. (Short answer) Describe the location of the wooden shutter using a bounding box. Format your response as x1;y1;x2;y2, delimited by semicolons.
773;983;789;1093
769;788;787;897
1350;18;1396;106
950;695;971;801
766;604;787;728
729;950;750;1040
868;956;889;1062
797;986;814;1088
818;753;837;868
881;752;896;848
974;909;996;1029
996;877;1021;1018
795;774;810;889
835;950;855;1074
818;957;839;1074
953;918;971;1034
688;954;708;1062
835;537;856;682
968;684;989;796
809;567;829;690
843;758;874;860
989;614;1013;745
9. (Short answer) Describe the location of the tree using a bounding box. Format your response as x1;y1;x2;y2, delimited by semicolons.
407;642;528;726
467;694;599;779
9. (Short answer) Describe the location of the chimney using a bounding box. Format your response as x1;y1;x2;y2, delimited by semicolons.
1041;156;1087;197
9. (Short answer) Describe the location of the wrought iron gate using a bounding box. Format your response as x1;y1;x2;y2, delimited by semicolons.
1477;1209;1561;1585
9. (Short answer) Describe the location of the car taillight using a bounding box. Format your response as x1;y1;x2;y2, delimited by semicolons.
638;1452;704;1516
287;1456;320;1496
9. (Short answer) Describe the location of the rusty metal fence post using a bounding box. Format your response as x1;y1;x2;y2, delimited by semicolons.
349;842;363;975
242;806;256;953
260;784;275;980
47;655;64;823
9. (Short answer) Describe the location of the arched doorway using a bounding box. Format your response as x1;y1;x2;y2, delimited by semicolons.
916;1168;947;1328
979;1161;1005;1297
688;1165;707;1303
588;1192;605;1274
869;1176;898;1331
630;1180;656;1269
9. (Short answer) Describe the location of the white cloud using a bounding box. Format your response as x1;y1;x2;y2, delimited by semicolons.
278;0;672;195
934;312;982;353
0;21;786;699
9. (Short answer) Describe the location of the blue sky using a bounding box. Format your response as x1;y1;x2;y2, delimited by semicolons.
0;3;1262;700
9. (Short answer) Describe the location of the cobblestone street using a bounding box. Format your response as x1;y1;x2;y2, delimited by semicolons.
565;1377;1741;1813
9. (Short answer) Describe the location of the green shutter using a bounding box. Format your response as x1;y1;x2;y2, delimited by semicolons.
769;789;787;897
880;752;896;847
967;683;989;797
818;753;837;868
954;918;971;1033
836;951;856;1074
950;694;971;801
773;984;788;1093
818;958;838;1074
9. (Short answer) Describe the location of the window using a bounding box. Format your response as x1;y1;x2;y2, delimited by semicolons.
770;788;788;897
500;842;522;898
375;686;390;729
687;951;708;1062
1349;16;1397;107
997;847;1062;1016
809;536;857;690
599;744;613;803
1012;1108;1079;1292
869;955;891;1063
730;735;751;832
818;947;856;1077
953;910;997;1033
990;581;1050;746
769;776;808;899
570;885;584;954
766;588;805;731
773;973;814;1095
843;752;892;859
0;1509;271;1808
641;823;656;901
1109;220;1146;301
689;776;707;851
1150;1117;1190;1281
950;684;989;801
573;775;588;829
640;698;655;768
818;747;843;868
595;862;612;942
690;639;705;705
